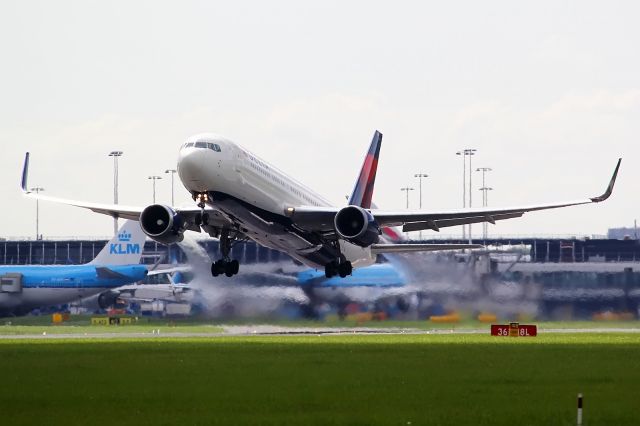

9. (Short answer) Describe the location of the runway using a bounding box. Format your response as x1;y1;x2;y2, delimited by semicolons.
1;325;639;339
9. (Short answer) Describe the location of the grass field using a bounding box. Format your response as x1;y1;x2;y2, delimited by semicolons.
1;333;639;425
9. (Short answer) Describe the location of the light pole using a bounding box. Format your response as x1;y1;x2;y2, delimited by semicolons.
148;176;162;203
414;173;428;239
400;186;414;209
108;151;123;235
476;167;492;205
476;167;492;239
478;186;493;239
30;186;44;240
456;149;476;240
165;169;177;206
467;149;476;242
400;186;414;239
455;151;466;238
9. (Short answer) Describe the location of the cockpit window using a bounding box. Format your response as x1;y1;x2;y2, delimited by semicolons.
189;141;222;151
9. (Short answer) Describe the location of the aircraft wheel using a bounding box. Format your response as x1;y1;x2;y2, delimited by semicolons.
230;259;240;275
324;261;337;278
224;261;237;277
212;260;226;277
338;261;353;278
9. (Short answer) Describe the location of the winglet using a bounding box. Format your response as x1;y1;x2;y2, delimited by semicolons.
591;158;621;203
21;152;30;193
348;130;382;209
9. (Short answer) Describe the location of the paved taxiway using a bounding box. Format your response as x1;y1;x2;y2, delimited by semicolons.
1;325;640;339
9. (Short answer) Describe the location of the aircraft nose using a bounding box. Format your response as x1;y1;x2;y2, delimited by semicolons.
178;148;207;191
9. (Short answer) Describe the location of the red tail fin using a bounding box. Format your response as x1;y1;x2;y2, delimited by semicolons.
348;131;382;209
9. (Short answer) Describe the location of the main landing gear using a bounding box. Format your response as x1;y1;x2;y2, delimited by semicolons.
211;227;241;277
194;193;241;279
324;260;353;279
211;259;239;277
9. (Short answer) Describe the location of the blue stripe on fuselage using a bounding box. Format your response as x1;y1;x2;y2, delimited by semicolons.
0;265;148;288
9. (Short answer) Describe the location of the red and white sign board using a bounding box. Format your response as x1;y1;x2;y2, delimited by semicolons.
491;323;537;337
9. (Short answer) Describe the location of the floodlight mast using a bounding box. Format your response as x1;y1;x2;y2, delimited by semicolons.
30;186;45;240
148;175;162;203
477;167;493;239
456;149;476;240
414;173;428;239
165;169;177;206
108;151;123;235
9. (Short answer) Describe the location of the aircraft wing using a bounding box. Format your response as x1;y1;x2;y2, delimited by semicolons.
288;158;621;233
371;244;483;254
114;284;193;303
147;266;193;276
20;153;231;231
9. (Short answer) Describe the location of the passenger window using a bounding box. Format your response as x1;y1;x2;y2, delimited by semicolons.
195;142;208;148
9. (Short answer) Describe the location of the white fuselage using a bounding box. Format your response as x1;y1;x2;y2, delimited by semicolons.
177;134;375;269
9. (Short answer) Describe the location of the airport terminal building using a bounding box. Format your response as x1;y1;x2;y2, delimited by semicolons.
2;236;640;319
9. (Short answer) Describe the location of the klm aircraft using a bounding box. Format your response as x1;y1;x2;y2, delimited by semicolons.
0;220;148;316
296;224;409;313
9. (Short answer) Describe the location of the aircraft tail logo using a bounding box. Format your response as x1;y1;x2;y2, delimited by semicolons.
348;131;382;209
90;220;146;266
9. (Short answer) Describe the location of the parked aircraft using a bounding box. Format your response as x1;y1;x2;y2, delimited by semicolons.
21;131;620;279
0;220;148;315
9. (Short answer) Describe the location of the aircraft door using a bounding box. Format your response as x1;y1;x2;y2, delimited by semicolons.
0;273;23;294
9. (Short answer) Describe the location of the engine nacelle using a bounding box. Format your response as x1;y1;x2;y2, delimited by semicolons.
97;291;126;309
334;205;380;247
139;204;185;245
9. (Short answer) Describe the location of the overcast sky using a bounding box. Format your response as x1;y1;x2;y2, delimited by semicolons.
1;1;638;239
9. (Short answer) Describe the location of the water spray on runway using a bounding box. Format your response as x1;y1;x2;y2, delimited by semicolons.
177;236;308;318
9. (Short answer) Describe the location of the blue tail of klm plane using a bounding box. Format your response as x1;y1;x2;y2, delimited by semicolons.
90;220;147;266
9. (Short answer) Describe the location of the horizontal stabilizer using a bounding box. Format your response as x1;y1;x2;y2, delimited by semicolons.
95;267;129;280
371;243;483;254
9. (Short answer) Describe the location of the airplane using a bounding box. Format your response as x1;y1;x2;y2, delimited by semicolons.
296;217;411;314
20;131;621;280
0;220;148;316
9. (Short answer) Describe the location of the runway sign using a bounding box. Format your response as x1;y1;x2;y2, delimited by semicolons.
491;322;537;337
91;316;134;326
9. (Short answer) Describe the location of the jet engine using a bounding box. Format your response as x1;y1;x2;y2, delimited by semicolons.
139;204;185;245
97;290;126;309
334;205;380;247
